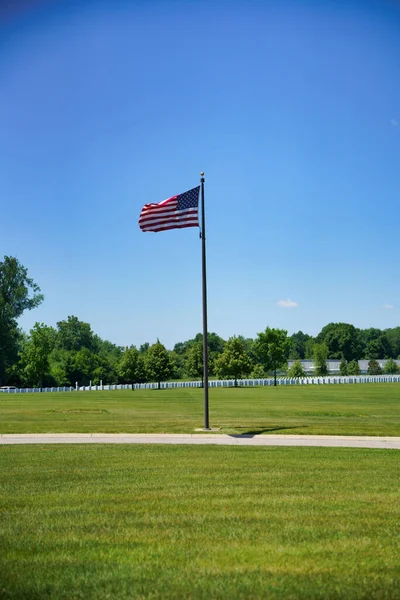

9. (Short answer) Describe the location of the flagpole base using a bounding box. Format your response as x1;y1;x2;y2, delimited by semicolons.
195;428;221;432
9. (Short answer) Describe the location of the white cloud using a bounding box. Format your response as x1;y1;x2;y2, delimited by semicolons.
391;119;398;127
277;299;298;308
383;304;394;309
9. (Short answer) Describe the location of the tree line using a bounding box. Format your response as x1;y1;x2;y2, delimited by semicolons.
1;256;400;388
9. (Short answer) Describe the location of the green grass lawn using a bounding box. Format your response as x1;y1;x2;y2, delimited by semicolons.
0;445;399;599
0;384;400;436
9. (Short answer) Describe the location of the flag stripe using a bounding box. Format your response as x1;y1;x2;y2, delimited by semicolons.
138;187;200;233
141;222;199;233
139;199;178;217
139;208;198;225
142;215;198;227
140;218;199;231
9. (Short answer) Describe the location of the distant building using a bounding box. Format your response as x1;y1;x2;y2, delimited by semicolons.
287;359;400;375
357;360;400;373
288;360;341;374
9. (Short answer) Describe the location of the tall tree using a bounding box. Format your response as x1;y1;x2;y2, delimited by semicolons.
359;328;392;359
71;348;100;386
20;323;56;387
145;340;172;389
288;360;306;378
51;317;117;386
214;336;252;386
168;350;186;380
191;332;225;375
236;335;257;366
365;335;391;360
339;357;348;376
384;327;400;359
365;340;381;360
48;348;71;386
304;338;316;359
56;316;96;352
118;346;140;383
186;341;205;383
254;327;290;386
0;256;43;384
193;332;225;354
313;343;329;376
383;358;398;374
347;360;360;375
367;360;382;375
289;331;312;360
317;323;361;361
94;338;123;384
250;363;267;378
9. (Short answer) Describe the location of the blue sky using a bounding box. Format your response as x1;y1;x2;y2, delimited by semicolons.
1;0;399;349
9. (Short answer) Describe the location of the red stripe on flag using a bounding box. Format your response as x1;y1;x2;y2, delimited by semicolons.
138;188;199;233
143;222;199;233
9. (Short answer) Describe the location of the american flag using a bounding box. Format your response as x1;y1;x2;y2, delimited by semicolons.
138;186;200;233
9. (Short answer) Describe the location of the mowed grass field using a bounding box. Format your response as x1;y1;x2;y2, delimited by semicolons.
0;383;400;435
0;445;399;599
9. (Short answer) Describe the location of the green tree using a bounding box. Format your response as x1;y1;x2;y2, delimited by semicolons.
288;360;306;378
366;336;391;360
189;332;225;376
50;347;100;387
304;338;316;359
19;323;56;387
313;343;329;376
339;357;348;376
316;323;361;361
136;355;147;383
118;346;140;383
71;348;100;386
0;256;43;385
48;320;123;387
185;341;205;383
56;316;96;352
367;360;383;375
347;360;360;375
5;335;26;387
236;336;257;364
168;350;186;380
383;358;398;374
359;328;392;359
289;331;312;360
250;364;266;379
145;340;172;389
366;340;382;360
48;349;70;386
214;336;252;386
94;338;122;384
193;332;225;355
50;317;123;386
254;327;290;386
384;327;400;358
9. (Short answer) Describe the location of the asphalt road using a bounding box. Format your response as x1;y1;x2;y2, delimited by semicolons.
1;433;399;449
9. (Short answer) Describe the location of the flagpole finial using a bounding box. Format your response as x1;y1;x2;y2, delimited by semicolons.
200;172;204;176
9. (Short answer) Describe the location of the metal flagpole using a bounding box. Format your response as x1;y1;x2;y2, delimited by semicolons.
200;172;210;430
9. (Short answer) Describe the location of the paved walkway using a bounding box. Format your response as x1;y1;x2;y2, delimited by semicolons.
1;433;399;449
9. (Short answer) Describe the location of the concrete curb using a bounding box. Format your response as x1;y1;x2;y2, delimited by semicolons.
1;433;399;449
